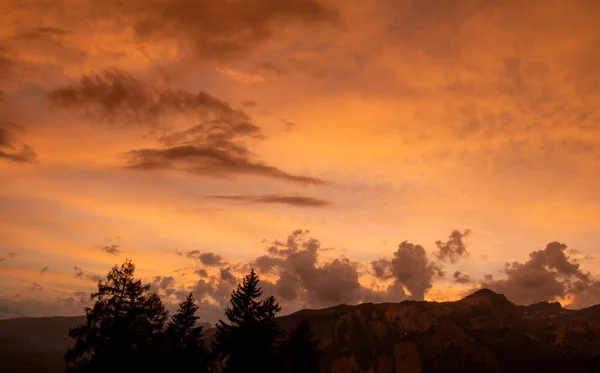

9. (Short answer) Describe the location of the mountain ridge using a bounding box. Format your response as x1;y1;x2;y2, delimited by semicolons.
1;289;600;373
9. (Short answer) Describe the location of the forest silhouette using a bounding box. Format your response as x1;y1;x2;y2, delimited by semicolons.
64;260;321;373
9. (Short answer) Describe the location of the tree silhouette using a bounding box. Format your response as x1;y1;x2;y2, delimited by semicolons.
284;319;322;373
64;260;168;373
164;292;208;372
212;269;285;373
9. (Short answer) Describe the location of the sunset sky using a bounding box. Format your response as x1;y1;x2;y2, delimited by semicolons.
1;0;599;323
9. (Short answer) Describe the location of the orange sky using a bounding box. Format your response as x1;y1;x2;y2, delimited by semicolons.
1;0;599;322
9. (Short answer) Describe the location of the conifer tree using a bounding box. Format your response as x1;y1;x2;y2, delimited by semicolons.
212;269;285;373
165;292;208;372
284;319;322;373
64;260;168;373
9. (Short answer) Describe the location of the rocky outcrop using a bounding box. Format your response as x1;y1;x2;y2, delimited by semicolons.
277;289;600;373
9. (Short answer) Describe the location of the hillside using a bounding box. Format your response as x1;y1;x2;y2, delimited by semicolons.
1;289;600;373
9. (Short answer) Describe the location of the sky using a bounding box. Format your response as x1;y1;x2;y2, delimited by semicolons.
1;0;599;323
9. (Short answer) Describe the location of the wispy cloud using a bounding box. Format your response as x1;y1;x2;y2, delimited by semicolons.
207;194;331;207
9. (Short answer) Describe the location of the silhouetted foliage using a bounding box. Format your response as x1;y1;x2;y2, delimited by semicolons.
212;269;285;373
64;260;168;373
284;319;322;373
164;292;208;372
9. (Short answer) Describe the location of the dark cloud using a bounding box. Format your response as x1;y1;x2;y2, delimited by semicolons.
47;70;260;132
73;266;102;282
48;70;324;184
453;271;472;284
480;241;594;305
109;0;339;60
207;194;331;207
569;281;600;309
435;229;471;263
219;267;237;285
252;230;363;307
40;266;49;274
124;145;325;184
99;244;122;256
0;121;38;163
254;255;285;273
194;268;208;278
186;250;226;267
153;276;176;289
371;258;392;279
152;276;176;297
30;282;43;291
372;241;443;300
73;266;84;280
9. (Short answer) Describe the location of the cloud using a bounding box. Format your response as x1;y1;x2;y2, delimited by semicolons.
86;274;103;282
186;250;226;267
569;281;600;309
207;194;331;207
435;229;471;263
40;266;49;274
480;241;594;305
47;70;261;132
194;268;208;278
73;266;102;282
215;67;265;84
0;121;38;163
371;258;392;279
30;282;43;291
219;267;237;285
152;276;176;297
124;145;325;184
48;70;324;184
252;229;364;307
453;271;472;284
73;266;84;279
371;241;443;300
58;291;93;314
99;244;122;256
0;252;18;262
191;278;216;301
117;0;339;60
281;119;297;131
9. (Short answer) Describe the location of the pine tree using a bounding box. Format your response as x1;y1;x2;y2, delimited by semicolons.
212;269;285;373
284;319;322;373
165;292;208;372
64;260;168;373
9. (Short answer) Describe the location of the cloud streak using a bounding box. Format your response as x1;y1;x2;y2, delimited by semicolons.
207;194;331;207
73;266;102;282
48;70;325;184
0;121;38;163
